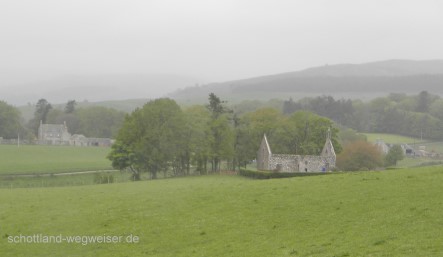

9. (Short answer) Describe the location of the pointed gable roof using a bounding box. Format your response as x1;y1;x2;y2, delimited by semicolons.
321;128;336;157
260;134;272;155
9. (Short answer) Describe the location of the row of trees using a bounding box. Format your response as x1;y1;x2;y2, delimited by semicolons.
282;91;443;140
1;94;405;175
0;99;125;141
108;94;342;180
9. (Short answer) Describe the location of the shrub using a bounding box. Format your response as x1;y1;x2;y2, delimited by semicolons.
239;169;328;179
337;140;383;171
384;144;404;167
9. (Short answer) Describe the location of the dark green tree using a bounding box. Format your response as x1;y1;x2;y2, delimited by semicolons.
108;98;185;179
207;93;230;119
206;93;234;172
35;99;52;123
65;100;77;114
384;145;404;167
28;99;52;135
0;101;22;139
182;105;212;175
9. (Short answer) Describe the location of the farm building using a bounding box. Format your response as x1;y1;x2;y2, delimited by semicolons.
38;122;113;147
38;121;71;145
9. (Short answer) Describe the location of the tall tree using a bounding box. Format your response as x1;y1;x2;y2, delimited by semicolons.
207;93;230;119
65;100;77;114
384;145;404;167
0;101;22;139
182;105;212;175
28;99;52;135
35;99;52;123
108;98;185;179
206;93;234;172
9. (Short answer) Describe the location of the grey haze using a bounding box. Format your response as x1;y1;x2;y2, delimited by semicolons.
1;0;442;105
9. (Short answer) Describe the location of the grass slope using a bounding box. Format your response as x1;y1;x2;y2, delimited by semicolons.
2;167;443;256
0;145;112;174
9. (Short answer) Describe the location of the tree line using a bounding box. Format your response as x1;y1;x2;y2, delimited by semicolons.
108;94;341;180
0;99;125;141
282;91;443;140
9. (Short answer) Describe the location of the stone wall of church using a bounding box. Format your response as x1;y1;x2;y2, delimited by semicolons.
269;154;298;172
268;154;335;173
296;155;335;173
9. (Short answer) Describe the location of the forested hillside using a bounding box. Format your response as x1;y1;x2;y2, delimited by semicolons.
281;91;443;140
170;60;443;103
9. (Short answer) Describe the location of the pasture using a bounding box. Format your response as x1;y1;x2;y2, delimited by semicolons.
1;166;443;256
0;145;112;175
362;133;427;144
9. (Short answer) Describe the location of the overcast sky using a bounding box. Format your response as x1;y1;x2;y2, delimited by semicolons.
1;0;442;87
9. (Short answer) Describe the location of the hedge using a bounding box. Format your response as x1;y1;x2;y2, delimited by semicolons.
239;169;329;179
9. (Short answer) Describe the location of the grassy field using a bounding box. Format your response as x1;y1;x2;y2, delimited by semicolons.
1;166;443;256
362;133;427;144
0;145;112;174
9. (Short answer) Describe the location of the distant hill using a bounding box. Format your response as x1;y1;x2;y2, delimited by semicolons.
169;60;443;103
3;73;200;106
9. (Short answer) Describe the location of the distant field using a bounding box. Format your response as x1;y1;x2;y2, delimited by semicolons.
2;167;443;256
362;133;427;144
419;141;443;153
0;145;112;174
0;171;132;189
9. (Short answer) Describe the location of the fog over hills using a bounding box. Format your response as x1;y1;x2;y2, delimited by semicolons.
4;60;443;107
169;60;443;103
3;73;201;106
289;59;443;77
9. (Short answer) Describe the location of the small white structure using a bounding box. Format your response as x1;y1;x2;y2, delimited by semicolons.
375;139;390;155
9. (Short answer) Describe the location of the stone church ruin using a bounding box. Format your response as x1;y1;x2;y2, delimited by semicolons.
257;131;336;173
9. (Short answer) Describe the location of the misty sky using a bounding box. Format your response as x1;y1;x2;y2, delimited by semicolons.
1;0;443;89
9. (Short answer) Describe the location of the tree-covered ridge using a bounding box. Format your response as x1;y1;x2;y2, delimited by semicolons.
282;91;443;140
2;90;443;144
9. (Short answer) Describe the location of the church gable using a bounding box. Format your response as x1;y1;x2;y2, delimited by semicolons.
256;134;272;170
321;138;336;158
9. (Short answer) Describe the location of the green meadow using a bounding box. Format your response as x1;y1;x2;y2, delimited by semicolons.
362;133;427;144
1;166;443;256
0;145;112;175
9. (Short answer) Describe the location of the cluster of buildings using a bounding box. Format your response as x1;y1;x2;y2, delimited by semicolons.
375;139;439;158
38;121;113;147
